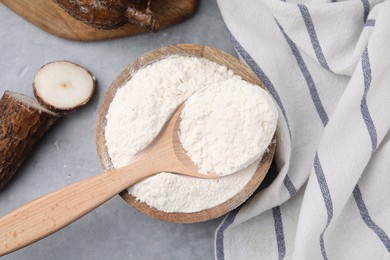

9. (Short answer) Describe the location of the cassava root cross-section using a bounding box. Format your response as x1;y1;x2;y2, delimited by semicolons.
0;91;59;190
33;61;95;113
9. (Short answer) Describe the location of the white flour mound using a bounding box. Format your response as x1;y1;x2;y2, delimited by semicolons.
105;55;277;213
179;78;278;176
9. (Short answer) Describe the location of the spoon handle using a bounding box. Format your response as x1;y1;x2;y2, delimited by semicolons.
0;160;152;256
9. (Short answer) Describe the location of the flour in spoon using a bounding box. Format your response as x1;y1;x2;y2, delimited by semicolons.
105;55;278;213
179;78;278;176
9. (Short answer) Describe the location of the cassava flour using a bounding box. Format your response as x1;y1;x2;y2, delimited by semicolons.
179;78;278;176
105;55;278;213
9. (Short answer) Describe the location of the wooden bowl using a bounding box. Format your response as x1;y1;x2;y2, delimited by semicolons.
96;44;276;223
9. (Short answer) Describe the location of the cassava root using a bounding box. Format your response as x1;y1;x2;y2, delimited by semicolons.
53;0;160;31
0;91;59;190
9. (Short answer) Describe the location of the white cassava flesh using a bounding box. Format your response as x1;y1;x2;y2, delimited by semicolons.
33;61;95;112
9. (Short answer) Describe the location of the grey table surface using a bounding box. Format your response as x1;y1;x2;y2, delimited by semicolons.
0;1;236;259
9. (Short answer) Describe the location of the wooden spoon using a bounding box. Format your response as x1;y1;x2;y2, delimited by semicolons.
0;104;218;256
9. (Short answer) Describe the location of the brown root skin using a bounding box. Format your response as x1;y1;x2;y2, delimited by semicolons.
33;60;96;114
53;0;160;32
126;1;160;32
53;0;129;30
0;91;60;190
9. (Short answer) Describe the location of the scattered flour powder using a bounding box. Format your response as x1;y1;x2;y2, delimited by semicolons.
179;78;278;176
105;55;278;213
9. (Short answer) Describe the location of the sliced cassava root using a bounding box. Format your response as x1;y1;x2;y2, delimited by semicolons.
33;61;95;113
0;91;59;190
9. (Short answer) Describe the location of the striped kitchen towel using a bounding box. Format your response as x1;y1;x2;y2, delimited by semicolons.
215;0;390;259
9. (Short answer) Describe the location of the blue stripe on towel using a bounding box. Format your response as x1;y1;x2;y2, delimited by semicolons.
216;208;240;260
283;175;297;196
298;4;331;71
361;48;378;152
361;0;370;23
353;185;390;252
365;19;376;27
272;206;287;260
276;20;329;126
314;153;334;260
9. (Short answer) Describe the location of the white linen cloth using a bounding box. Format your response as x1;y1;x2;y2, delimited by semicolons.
215;0;390;259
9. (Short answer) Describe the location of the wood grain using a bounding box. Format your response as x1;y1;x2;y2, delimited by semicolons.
0;0;197;41
96;44;277;223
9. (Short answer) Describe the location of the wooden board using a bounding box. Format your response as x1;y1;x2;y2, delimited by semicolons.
0;0;197;41
96;44;277;223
